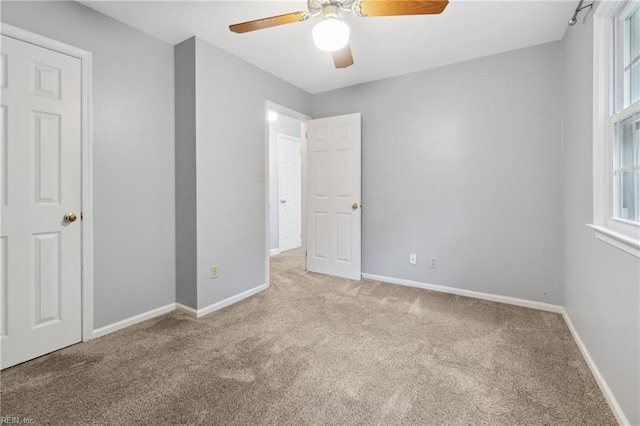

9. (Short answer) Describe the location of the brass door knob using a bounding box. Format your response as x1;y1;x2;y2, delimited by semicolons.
64;213;77;223
352;203;359;211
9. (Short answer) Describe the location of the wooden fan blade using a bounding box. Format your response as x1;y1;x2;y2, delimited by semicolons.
355;0;448;17
229;12;309;33
333;44;354;69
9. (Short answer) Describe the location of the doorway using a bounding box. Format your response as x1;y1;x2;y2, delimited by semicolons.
267;105;307;257
264;102;309;284
264;102;363;286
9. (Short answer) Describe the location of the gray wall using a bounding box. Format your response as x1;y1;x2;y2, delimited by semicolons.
561;12;640;425
269;115;303;250
192;38;311;309
175;38;197;309
1;1;176;329
312;42;564;304
277;114;302;138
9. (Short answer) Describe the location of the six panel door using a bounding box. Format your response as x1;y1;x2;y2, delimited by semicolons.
278;134;302;252
1;35;82;369
306;113;361;280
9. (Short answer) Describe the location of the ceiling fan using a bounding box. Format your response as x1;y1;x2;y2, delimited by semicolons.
229;0;449;69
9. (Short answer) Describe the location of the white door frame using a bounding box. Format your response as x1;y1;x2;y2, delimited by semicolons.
1;23;94;342
264;101;310;285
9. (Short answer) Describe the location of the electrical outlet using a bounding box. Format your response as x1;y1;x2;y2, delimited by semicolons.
257;170;264;182
211;265;219;279
409;253;417;265
429;257;438;269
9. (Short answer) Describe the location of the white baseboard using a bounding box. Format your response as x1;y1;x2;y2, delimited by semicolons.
361;273;563;313
270;248;282;257
561;309;630;426
93;284;269;338
178;283;269;318
362;272;627;424
88;275;627;423
92;303;176;339
175;302;197;316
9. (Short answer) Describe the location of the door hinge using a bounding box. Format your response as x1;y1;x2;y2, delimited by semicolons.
80;212;83;220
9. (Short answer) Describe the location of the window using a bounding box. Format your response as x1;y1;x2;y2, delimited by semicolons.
621;7;639;107
592;1;640;257
614;111;639;223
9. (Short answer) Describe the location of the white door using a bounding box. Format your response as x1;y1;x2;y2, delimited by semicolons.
306;113;361;280
1;35;82;369
277;134;302;252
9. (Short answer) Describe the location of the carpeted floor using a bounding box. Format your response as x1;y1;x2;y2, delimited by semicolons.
1;249;615;425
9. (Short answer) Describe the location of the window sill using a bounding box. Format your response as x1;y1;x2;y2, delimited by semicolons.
586;224;640;258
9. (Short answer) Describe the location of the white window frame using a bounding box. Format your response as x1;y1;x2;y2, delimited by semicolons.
590;0;640;258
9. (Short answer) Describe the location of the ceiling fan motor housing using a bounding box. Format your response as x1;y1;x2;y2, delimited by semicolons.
308;0;356;18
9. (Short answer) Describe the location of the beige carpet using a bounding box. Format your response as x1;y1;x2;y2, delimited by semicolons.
0;249;615;425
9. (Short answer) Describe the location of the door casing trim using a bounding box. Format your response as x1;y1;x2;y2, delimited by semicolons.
1;23;94;342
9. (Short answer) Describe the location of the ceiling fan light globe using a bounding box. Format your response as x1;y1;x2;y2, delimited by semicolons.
312;18;350;52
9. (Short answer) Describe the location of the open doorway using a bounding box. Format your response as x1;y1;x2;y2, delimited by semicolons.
264;101;310;283
269;113;304;256
264;102;362;286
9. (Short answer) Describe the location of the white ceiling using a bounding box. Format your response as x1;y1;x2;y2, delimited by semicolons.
80;1;576;94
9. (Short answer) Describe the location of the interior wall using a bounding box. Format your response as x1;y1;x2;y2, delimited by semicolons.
561;12;640;425
1;1;176;329
175;37;197;309
193;37;311;309
269;114;303;251
312;42;564;304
